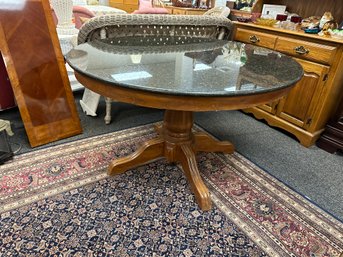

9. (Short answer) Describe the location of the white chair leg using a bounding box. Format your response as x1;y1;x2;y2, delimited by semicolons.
104;97;112;124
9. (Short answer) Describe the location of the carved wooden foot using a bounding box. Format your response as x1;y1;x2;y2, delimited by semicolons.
194;132;234;154
108;138;164;175
177;144;212;210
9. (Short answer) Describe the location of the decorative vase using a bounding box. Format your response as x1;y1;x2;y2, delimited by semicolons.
50;0;78;35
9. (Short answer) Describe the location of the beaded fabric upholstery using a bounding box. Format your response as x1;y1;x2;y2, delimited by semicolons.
77;14;233;45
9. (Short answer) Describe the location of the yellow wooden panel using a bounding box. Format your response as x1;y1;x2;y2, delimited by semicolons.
185;9;206;15
172;9;187;15
111;3;138;12
124;0;138;5
110;0;124;4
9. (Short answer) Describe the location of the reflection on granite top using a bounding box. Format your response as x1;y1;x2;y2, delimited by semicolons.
66;36;303;96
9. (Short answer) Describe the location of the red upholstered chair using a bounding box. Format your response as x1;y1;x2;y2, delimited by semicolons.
132;0;169;14
51;5;96;29
72;5;96;29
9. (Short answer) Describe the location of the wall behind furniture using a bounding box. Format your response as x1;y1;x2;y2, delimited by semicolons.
264;0;342;23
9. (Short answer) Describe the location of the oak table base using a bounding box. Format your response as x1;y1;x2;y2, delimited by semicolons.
108;110;234;211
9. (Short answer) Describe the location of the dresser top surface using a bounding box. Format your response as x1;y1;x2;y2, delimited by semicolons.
233;22;343;45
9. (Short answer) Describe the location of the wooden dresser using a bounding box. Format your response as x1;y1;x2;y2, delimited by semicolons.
165;6;208;15
232;22;343;147
109;0;138;13
109;0;208;14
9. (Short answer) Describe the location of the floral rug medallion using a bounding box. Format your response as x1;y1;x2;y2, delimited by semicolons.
0;123;342;256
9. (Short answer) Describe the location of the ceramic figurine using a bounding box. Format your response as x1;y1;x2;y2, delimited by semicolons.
319;12;334;29
319;20;338;36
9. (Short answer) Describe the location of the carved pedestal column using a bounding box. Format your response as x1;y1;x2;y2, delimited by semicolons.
108;110;235;211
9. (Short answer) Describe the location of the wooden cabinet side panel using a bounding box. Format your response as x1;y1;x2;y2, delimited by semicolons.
0;0;82;147
234;23;343;147
276;59;329;128
311;47;343;132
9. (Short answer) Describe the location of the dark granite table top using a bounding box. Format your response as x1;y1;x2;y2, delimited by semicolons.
66;36;303;96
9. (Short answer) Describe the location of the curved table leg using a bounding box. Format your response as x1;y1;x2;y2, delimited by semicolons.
194;132;234;154
177;144;212;211
108;138;164;175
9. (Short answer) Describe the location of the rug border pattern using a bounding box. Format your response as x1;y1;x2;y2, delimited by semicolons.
0;123;342;256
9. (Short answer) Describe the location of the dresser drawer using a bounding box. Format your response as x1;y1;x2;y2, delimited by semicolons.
275;37;337;64
234;28;277;49
185;9;206;15
113;3;137;12
172;9;187;15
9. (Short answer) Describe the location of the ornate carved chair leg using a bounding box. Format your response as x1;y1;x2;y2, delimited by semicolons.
177;144;212;211
194;132;234;154
108;137;165;176
104;97;112;125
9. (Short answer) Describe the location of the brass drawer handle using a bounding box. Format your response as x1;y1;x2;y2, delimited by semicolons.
294;46;309;55
249;35;260;43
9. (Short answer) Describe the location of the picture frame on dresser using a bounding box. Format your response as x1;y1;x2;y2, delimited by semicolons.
229;0;263;21
261;4;286;19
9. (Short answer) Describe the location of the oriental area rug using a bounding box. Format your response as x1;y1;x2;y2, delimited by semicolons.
0;123;342;256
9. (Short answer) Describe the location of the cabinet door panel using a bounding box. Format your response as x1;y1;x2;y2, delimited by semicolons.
276;58;329;128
